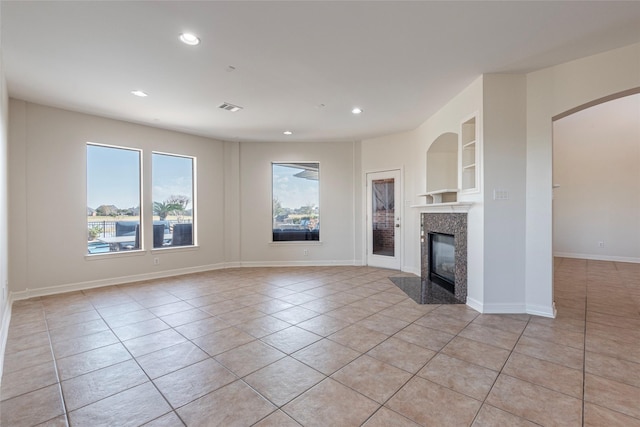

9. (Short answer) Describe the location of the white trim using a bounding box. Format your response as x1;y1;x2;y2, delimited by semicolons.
403;266;420;276
554;252;640;264
238;260;360;268
526;302;556;318
365;169;403;270
410;202;473;213
481;302;527;314
223;261;242;269
268;241;323;247
11;260;364;301
465;297;555;318
0;292;13;382
465;296;483;313
11;263;227;301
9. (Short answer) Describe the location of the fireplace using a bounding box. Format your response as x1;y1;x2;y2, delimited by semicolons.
421;212;468;302
429;232;455;293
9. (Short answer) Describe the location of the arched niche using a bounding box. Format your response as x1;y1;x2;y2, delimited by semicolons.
426;132;458;192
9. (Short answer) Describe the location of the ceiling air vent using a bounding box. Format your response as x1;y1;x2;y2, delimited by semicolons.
218;102;243;112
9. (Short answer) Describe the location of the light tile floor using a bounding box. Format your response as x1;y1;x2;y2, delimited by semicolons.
1;259;639;426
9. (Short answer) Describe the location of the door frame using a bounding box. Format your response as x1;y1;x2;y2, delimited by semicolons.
365;169;403;270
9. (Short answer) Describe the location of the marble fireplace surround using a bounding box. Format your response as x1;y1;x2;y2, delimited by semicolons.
421;211;468;302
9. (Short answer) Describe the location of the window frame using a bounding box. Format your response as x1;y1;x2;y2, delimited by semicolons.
86;142;143;255
151;151;197;250
86;144;199;258
271;161;321;243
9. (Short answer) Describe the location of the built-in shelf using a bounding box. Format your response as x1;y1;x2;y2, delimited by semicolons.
460;114;478;192
418;189;459;204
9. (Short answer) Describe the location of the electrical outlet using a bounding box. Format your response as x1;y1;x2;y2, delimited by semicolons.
598;241;605;248
493;189;509;200
153;257;160;265
303;249;309;256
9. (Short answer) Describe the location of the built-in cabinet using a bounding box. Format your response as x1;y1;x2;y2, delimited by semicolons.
415;113;479;207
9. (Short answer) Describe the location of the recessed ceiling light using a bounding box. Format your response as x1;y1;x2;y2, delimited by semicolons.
283;131;293;135
179;33;200;46
131;90;148;97
352;107;363;114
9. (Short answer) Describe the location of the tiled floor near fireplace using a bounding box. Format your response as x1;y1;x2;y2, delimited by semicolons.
1;258;639;426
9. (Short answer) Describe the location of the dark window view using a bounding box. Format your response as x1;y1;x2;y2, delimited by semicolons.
272;163;320;242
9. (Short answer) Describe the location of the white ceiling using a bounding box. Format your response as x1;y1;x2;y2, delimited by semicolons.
2;1;640;143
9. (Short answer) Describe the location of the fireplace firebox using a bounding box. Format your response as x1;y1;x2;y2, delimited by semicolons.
428;232;455;293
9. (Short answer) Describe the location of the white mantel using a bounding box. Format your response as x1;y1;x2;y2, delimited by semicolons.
410;202;473;213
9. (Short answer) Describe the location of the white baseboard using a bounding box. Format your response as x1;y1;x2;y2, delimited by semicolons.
402;266;421;276
238;260;360;268
0;292;13;383
465;297;555;318
554;252;640;264
526;302;556;318
482;302;528;314
222;261;242;269
11;263;228;301
10;260;363;301
465;296;483;313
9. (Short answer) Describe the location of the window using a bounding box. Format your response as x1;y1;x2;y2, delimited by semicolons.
272;162;320;242
152;152;195;248
87;144;141;254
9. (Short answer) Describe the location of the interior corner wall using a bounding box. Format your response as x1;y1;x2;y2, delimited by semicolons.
352;140;364;265
223;140;241;266
481;74;527;311
238;140;359;266
8;100;227;296
526;42;640;316
552;94;640;262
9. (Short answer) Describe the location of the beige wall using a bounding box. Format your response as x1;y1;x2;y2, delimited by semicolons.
8;101;226;296
553;93;640;262
6;101;364;296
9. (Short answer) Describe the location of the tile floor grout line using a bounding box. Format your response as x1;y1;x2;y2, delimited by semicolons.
74;292;186;426
343;303;471;426
5;263;640;425
469;312;534;426
43;308;71;427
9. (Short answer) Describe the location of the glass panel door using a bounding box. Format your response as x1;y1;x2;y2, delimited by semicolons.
372;178;395;256
367;170;401;270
